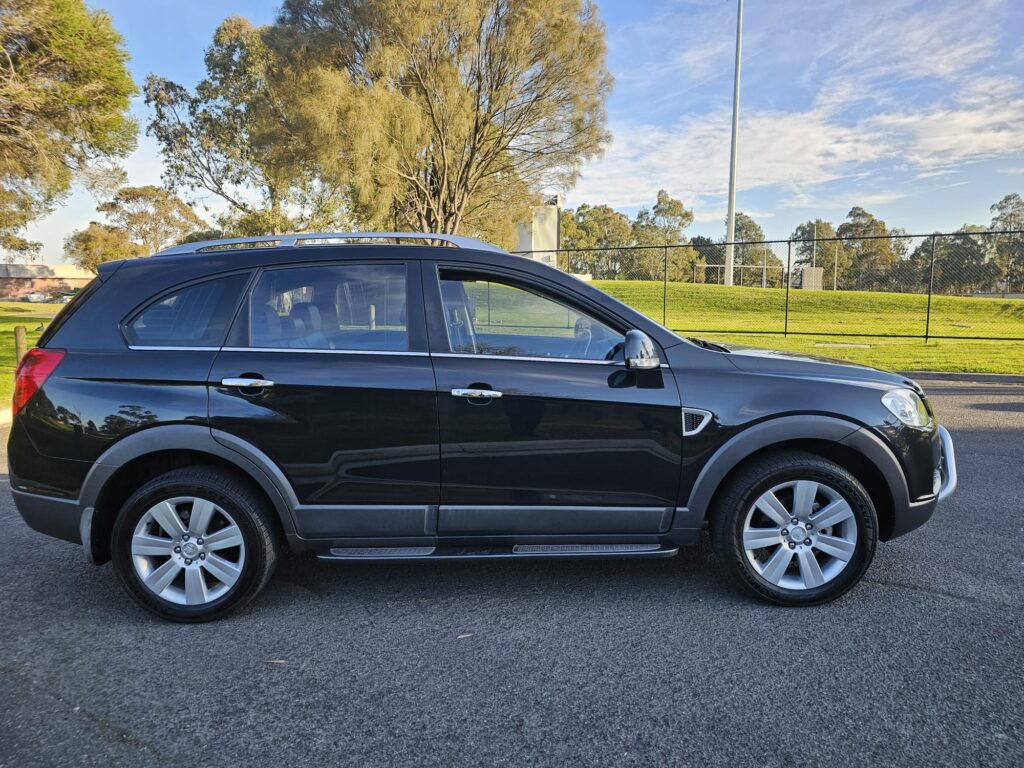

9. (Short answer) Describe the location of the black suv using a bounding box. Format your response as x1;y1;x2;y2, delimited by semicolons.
8;233;956;621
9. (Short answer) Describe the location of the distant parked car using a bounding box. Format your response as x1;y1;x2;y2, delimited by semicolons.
8;232;957;621
23;292;49;303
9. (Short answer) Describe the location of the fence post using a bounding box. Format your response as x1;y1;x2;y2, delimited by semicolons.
833;242;839;290
924;234;937;343
14;325;28;363
662;245;668;326
784;240;792;336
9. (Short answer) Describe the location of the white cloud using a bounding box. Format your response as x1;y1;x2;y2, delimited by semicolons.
869;87;1024;168
779;189;907;210
1000;167;1024;174
692;208;775;224
569;103;890;209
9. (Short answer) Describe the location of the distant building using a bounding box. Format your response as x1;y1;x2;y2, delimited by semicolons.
514;194;562;267
0;263;93;299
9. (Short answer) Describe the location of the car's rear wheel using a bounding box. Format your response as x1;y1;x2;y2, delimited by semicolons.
111;466;280;622
710;451;878;605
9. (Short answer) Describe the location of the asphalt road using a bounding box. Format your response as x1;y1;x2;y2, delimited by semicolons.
1;377;1022;767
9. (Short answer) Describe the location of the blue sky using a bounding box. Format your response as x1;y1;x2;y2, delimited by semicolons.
26;0;1024;260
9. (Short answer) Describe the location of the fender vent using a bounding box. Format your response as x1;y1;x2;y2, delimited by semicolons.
682;408;713;436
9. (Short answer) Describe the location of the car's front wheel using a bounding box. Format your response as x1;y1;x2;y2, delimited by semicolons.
710;451;878;605
111;466;280;622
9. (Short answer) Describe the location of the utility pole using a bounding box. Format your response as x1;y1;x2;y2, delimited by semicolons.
723;0;743;287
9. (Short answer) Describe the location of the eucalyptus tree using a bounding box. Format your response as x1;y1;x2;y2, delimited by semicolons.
0;0;136;261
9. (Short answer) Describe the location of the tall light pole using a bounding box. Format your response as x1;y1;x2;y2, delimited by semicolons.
723;0;743;286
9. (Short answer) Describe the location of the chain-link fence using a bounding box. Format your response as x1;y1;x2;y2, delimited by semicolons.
518;230;1024;341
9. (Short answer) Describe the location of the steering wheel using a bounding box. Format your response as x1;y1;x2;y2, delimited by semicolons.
604;341;625;361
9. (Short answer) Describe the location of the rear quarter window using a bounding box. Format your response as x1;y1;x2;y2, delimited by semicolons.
124;273;249;348
36;279;100;347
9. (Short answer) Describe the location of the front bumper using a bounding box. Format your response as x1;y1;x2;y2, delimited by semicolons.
936;425;957;503
889;424;956;539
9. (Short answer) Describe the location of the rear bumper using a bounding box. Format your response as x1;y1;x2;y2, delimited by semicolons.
10;487;89;546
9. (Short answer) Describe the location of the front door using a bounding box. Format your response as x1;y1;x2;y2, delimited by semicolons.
424;264;682;536
209;258;439;539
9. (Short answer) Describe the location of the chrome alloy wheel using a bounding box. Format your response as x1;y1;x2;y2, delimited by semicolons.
130;496;246;606
741;480;858;591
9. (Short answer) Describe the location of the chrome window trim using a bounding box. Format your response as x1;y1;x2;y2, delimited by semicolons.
432;351;619;366
129;345;669;366
431;351;670;368
128;345;222;352
220;346;427;357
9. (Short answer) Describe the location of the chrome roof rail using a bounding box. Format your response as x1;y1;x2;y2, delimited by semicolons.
154;232;507;257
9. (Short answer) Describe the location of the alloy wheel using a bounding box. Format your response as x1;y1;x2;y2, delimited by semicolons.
130;496;246;606
741;480;858;591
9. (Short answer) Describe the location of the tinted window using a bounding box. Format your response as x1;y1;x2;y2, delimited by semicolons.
38;279;99;347
438;271;621;360
126;273;248;347
249;263;407;351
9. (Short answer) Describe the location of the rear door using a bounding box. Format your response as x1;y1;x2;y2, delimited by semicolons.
424;263;683;536
208;258;440;539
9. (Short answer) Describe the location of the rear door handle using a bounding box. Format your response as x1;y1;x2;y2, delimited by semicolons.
222;377;275;389
451;388;502;399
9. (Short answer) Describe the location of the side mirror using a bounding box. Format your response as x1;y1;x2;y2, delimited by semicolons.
624;330;660;370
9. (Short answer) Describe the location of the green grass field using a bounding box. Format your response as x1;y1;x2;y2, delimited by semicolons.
597;280;1024;374
1;302;60;408
595;280;1024;338
1;283;1021;407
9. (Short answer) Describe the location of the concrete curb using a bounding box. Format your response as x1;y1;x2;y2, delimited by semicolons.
900;371;1024;384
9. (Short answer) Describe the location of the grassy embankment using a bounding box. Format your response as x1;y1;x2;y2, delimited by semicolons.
595;280;1024;375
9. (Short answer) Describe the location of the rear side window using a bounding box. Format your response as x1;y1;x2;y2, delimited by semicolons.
37;279;100;347
248;263;408;351
125;273;249;348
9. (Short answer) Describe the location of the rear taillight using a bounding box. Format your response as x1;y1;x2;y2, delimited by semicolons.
12;348;65;417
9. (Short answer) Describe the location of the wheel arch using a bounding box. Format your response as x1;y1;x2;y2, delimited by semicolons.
684;416;909;540
80;426;297;564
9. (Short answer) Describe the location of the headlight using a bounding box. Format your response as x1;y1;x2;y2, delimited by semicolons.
881;388;931;428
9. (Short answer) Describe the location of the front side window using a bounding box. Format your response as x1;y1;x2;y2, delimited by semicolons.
249;263;407;351
438;271;622;361
126;273;249;347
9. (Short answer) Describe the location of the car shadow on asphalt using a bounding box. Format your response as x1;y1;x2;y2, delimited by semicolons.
259;537;750;614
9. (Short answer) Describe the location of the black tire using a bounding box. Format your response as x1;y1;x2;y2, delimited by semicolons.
709;451;878;606
111;466;280;622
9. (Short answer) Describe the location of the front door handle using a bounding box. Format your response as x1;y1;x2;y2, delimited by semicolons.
451;388;502;399
222;377;275;389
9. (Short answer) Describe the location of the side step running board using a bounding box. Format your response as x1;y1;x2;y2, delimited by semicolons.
317;543;678;562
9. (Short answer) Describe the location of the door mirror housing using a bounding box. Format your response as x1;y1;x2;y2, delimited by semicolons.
624;330;660;370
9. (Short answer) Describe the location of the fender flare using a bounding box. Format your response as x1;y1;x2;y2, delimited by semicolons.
79;425;298;537
674;415;910;530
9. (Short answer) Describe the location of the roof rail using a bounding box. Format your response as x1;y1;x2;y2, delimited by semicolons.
154;232;507;257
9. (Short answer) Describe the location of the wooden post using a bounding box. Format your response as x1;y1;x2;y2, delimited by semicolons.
14;325;28;364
